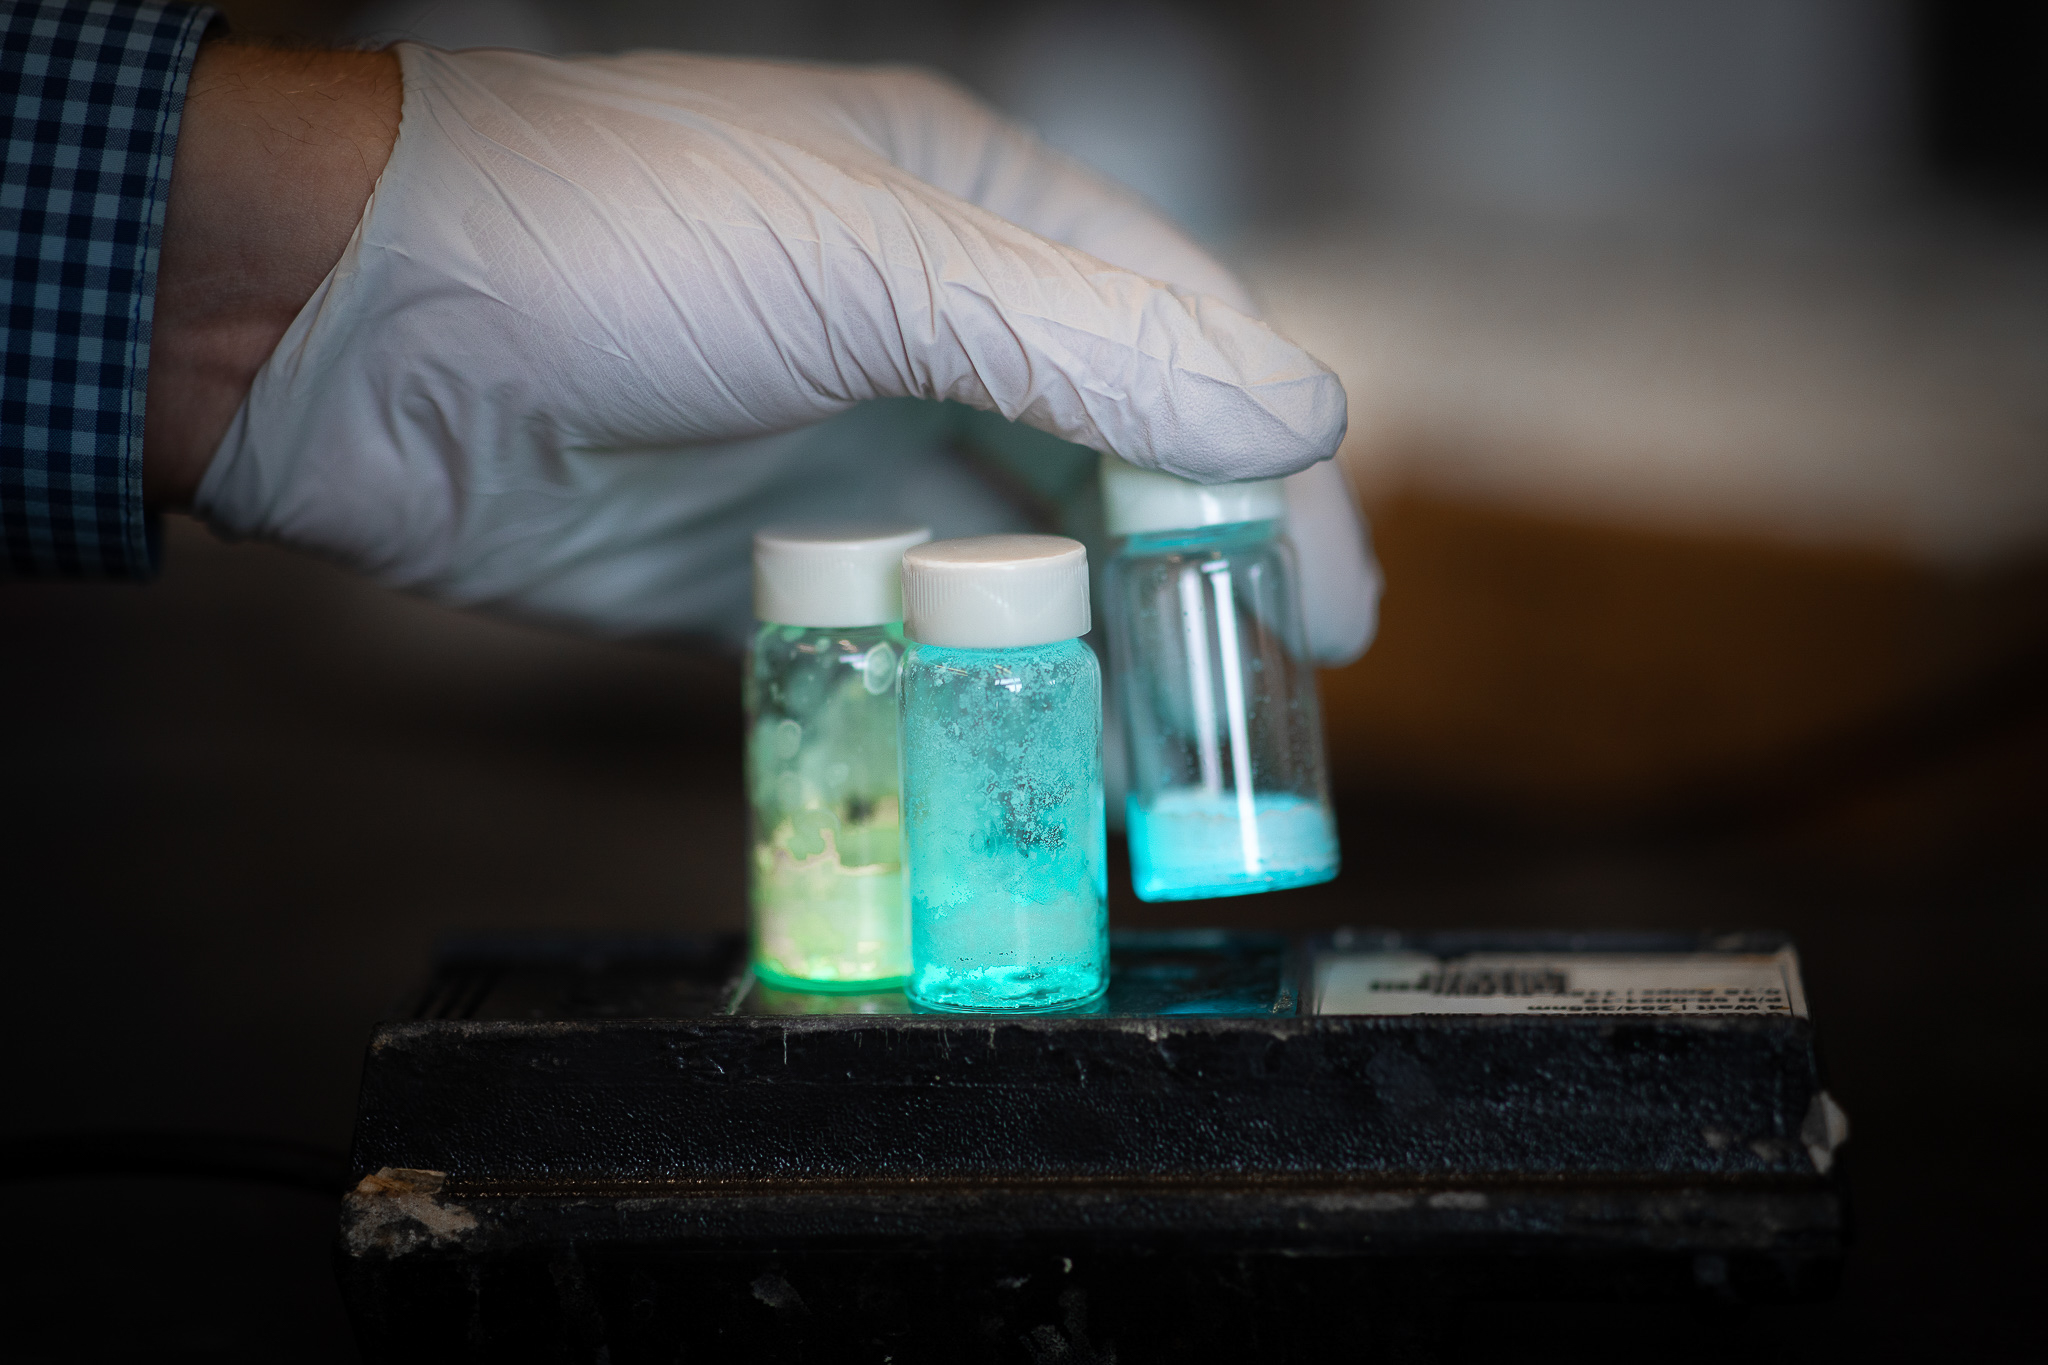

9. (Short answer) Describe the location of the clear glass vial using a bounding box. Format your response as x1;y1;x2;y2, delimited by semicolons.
746;522;931;991
1100;456;1339;901
899;535;1108;1012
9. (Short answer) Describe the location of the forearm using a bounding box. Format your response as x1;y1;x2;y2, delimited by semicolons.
144;40;402;506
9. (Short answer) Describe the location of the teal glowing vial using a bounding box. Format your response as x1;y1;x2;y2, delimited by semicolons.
746;522;932;992
899;535;1108;1013
1100;456;1339;901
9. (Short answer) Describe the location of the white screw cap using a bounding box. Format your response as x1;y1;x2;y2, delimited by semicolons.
753;521;932;627
902;535;1091;649
1100;453;1286;537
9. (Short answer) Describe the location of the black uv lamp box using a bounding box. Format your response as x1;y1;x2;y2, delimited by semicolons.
338;931;1847;1363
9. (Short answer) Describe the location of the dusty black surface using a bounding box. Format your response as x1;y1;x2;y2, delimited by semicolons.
334;932;1842;1360
3;521;2044;1362
352;933;1827;1183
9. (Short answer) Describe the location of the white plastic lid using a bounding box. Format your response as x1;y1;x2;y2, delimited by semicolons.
753;521;932;627
1100;453;1286;536
901;535;1091;648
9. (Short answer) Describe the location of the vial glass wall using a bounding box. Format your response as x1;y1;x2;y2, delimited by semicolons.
747;621;911;990
900;636;1107;1011
1106;519;1339;900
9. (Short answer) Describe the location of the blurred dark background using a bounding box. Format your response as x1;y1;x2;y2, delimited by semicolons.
4;0;2044;1360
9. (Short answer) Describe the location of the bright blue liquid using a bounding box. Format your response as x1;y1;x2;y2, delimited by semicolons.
1127;789;1339;902
900;639;1108;1012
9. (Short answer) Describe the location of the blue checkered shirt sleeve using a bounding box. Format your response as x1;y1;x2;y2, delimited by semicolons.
2;0;214;578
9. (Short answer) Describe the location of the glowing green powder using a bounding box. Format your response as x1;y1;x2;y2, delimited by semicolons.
747;622;910;991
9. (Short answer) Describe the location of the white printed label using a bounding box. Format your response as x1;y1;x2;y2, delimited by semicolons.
1313;948;1806;1018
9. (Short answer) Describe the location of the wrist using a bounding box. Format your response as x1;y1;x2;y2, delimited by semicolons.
144;40;402;507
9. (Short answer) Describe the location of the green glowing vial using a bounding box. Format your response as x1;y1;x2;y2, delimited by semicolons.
746;521;931;992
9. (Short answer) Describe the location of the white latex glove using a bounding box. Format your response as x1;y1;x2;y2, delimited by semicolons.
1285;461;1380;664
199;45;1373;650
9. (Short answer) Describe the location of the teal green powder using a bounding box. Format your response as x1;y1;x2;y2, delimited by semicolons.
899;638;1107;1012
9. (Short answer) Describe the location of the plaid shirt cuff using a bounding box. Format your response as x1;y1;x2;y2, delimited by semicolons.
2;0;215;578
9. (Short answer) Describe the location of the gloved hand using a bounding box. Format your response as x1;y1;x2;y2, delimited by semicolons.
198;45;1377;662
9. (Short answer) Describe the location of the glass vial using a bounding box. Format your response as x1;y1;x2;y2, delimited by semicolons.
899;535;1107;1012
1100;456;1340;901
747;522;932;991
